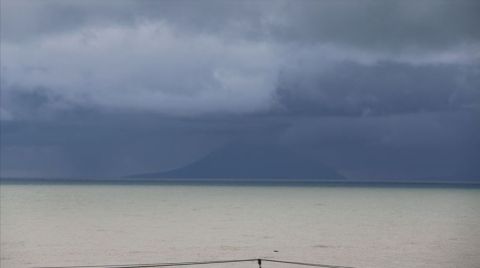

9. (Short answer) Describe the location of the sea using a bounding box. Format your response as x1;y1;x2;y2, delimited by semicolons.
1;180;479;268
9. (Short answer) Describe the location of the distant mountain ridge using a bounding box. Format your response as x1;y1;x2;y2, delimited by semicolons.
130;143;345;180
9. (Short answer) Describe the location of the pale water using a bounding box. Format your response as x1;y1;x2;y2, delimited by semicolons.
1;182;479;268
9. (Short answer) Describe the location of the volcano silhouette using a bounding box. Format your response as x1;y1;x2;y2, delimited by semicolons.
131;143;345;180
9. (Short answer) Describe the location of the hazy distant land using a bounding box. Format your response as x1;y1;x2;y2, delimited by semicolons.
128;143;345;180
2;143;478;185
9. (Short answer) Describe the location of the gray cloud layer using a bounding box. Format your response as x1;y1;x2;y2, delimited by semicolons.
1;0;479;179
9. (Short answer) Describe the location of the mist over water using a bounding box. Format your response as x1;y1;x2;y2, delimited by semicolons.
1;182;479;268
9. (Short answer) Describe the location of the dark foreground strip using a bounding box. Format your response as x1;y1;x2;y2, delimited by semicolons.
34;258;355;268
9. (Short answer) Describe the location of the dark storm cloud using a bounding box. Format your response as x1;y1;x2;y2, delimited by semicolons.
279;112;480;179
3;1;480;50
277;61;480;116
1;0;479;179
2;0;479;119
269;1;480;51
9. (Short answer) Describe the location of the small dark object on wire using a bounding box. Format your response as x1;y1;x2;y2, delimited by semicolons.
34;258;356;268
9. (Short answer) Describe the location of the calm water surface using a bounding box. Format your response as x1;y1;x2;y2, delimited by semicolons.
1;182;479;268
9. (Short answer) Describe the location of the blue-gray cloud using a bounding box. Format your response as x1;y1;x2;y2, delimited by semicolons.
1;0;479;179
277;61;480;116
2;0;479;119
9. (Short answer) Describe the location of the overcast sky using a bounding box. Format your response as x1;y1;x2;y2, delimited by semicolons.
1;0;479;180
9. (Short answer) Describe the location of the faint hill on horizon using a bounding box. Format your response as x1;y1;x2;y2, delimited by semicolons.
129;143;346;180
